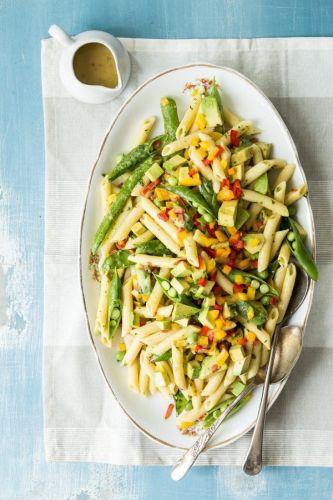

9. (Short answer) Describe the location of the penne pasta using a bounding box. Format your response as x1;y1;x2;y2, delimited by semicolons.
184;233;199;267
146;268;171;316
273;163;296;189
133;116;156;147
140;196;179;243
171;343;186;390
128;253;181;268
258;214;280;272
176;95;201;139
284;184;308;206
278;263;297;322
242;189;289;216
161;128;214;156
243;160;286;186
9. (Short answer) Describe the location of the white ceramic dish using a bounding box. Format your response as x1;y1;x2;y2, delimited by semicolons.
80;64;315;450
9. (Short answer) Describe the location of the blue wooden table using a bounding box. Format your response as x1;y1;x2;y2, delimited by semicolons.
1;1;333;498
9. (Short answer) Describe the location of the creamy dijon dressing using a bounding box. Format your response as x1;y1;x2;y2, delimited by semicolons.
73;43;118;88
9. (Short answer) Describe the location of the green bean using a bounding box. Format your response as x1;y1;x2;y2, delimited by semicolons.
163;185;216;219
154;275;197;307
102;250;131;272
199;179;219;216
160;97;179;140
92;158;153;253
108;272;122;339
106;137;161;182
285;217;319;281
136;240;173;256
225;268;279;297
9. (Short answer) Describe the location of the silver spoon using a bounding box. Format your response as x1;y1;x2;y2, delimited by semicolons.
171;324;303;481
243;263;310;475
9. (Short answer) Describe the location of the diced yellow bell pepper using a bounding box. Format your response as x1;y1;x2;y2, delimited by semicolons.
198;336;209;346
175;340;186;347
217;188;235;202
228;227;238;235
215;318;224;329
190;136;200;147
216;348;229;365
206;259;216;273
215;230;227;242
156;315;164;321
222;264;232;274
200;140;211;151
246;331;257;342
214;330;227;341
195;113;207;130
220;159;228;170
184;148;190;159
238;258;250;270
155;187;171;201
233;292;248;301
196;147;207;160
247;286;256;300
179;421;195;430
207;147;220;162
118;343;126;352
216;296;225;305
195;354;204;361
210;131;222;141
247;307;255;320
216;247;231;258
178;230;188;246
207;310;219;321
228;167;236;176
180;173;201;187
234;275;243;285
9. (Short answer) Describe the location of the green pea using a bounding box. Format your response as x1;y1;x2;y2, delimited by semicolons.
203;213;214;223
292;241;297;250
250;279;260;290
192;202;198;208
251;252;259;260
287;231;296;242
169;287;177;298
213;409;221;419
197;206;205;215
261;296;270;306
111;308;121;320
154;199;164;207
161;280;170;291
259;283;269;294
257;270;269;279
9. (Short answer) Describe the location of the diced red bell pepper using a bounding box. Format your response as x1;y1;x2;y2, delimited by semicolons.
203;247;216;258
210;271;217;281
233;284;244;293
230;129;240;147
232;179;243;199
200;326;209;335
213;284;222;295
198;278;207;287
270;297;278;306
164;403;174;420
230;239;245;251
141;178;160;195
250;260;258;269
238;337;247;346
158;211;169;221
221;178;230;189
203;159;212;166
214;304;222;311
208;332;214;344
216;146;225;157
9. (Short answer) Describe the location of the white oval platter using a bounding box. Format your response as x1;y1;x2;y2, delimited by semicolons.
80;64;315;450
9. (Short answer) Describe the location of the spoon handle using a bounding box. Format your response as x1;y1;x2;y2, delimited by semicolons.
171;381;256;481
243;323;282;475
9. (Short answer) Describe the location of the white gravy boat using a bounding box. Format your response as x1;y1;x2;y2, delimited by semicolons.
48;24;131;104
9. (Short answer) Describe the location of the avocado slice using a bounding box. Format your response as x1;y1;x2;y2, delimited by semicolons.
163;154;187;171
156;320;172;330
253;172;268;194
235;206;250;230
192;269;207;281
201;95;222;127
229;345;246;362
136;269;151;294
230;163;245;182
172;303;200;321
198;307;215;329
199;354;226;379
230;381;246;396
202;294;216;308
171;261;192;278
218;200;239;227
170;277;190;295
146;162;164;181
256;141;272;159
194;280;215;298
232;354;251;376
223;302;237;319
243;233;265;254
231;147;253;166
187;360;201;380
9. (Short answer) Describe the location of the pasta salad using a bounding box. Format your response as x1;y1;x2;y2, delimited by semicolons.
90;78;318;433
